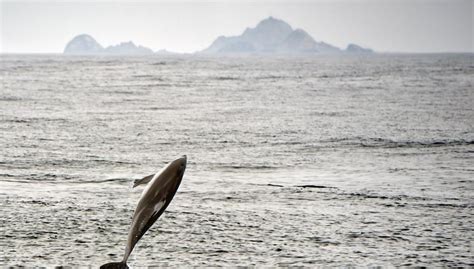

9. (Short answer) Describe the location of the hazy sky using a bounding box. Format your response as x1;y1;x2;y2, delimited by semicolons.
1;0;473;53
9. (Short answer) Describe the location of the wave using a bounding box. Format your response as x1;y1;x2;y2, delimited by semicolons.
0;173;133;184
219;164;277;170
359;138;474;148
310;111;351;117
0;97;25;102
212;76;240;81
0;172;79;182
151;61;167;66
83;177;131;184
260;183;472;208
321;137;474;148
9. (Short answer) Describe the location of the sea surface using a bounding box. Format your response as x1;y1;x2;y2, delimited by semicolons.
0;54;473;267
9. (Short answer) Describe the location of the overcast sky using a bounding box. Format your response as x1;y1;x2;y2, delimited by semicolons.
1;0;473;53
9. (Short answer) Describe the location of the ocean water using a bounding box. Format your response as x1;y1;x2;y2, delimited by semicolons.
0;54;473;267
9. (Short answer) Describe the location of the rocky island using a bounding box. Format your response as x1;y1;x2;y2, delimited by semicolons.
63;17;373;55
201;17;373;55
64;34;153;55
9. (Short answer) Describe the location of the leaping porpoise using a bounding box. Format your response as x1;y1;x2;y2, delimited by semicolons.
100;155;187;269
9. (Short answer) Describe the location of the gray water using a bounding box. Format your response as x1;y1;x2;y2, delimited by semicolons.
1;54;473;267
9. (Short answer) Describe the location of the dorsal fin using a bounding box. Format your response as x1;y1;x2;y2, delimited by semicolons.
132;174;155;188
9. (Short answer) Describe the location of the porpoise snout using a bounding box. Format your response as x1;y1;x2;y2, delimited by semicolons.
179;155;187;166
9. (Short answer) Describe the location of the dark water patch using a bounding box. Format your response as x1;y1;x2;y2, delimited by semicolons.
110;90;137;95
267;183;284;187
43;117;69;123
4;173;61;182
96;60;119;65
151;61;167;66
319;137;474;149
0;96;25;102
333;190;471;208
88;159;137;165
296;185;336;189
13;158;137;168
255;75;289;80
87;177;131;184
0;172;85;183
211;76;240;81
101;100;144;106
346;192;391;200
132;75;165;81
251;183;343;193
319;137;364;144
219;165;277;170
420;203;472;209
22;199;52;206
269;141;305;146
67;59;118;65
0;173;17;178
377;234;409;242
342;192;448;203
145;106;180;111
360;138;474;148
307;236;341;246
101;83;171;89
346;231;367;239
148;83;173;87
211;249;230;253
310;111;350;117
382;202;406;208
348;231;409;242
38;138;55;141
4;117;69;123
318;74;331;78
0;178;56;184
1;119;30;123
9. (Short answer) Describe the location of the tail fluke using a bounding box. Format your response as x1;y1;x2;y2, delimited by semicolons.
100;262;129;269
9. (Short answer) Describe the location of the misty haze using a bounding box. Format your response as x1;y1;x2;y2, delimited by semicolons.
1;0;473;267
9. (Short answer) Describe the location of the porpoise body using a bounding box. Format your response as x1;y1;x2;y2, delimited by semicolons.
100;155;187;268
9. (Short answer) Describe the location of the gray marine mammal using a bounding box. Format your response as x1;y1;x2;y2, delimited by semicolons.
100;155;187;269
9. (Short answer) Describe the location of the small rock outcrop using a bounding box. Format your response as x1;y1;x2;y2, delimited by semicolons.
64;35;153;55
64;34;103;54
345;43;374;54
104;41;154;55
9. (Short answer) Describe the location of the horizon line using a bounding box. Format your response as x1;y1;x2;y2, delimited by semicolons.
2;51;474;55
